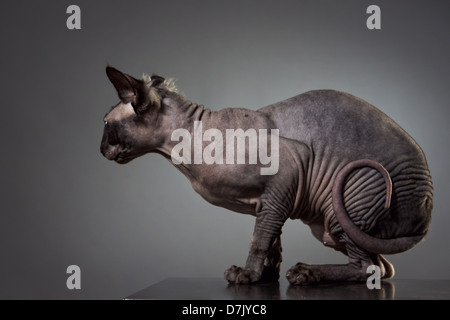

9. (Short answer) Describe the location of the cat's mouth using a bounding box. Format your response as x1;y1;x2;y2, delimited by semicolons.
113;146;149;164
114;153;133;164
114;149;146;164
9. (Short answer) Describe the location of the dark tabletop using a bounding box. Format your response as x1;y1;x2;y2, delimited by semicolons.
125;277;450;300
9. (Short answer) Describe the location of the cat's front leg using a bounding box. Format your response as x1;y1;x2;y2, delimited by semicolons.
225;211;286;284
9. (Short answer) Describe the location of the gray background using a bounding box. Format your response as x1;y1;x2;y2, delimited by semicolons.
1;0;449;299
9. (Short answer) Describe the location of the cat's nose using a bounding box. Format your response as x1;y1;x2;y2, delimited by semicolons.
100;135;117;160
100;146;118;161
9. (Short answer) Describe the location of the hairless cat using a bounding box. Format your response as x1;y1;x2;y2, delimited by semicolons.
101;66;433;285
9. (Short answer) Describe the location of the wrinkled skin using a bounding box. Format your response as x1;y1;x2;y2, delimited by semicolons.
101;67;433;285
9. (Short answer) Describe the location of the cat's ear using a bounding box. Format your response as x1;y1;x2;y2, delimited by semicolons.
106;66;140;104
150;75;165;87
106;65;152;113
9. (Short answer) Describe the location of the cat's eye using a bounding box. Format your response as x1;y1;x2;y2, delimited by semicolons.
104;120;108;125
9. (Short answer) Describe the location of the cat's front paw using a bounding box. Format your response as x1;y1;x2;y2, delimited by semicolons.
286;262;322;285
224;265;261;284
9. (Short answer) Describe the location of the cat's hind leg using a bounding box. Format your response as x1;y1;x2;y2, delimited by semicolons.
286;236;383;285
